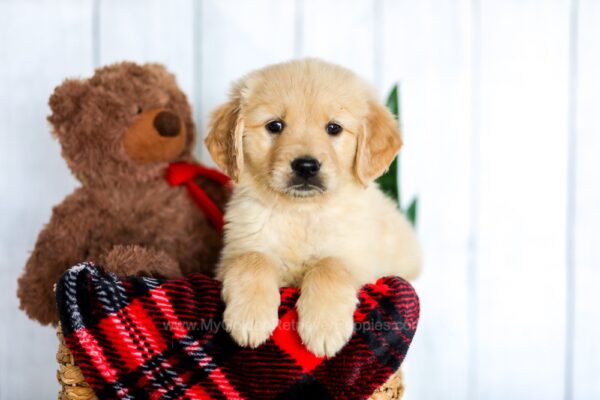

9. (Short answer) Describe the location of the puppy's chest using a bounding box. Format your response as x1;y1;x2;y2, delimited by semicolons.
271;210;324;258
235;204;336;267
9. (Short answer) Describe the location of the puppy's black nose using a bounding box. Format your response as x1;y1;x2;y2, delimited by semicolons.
291;157;320;178
154;110;181;137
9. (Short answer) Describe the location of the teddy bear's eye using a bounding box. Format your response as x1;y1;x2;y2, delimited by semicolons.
135;105;143;115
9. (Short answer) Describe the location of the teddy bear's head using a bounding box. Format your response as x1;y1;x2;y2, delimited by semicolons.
49;62;195;186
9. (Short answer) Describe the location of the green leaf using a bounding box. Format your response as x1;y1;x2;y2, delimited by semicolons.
377;84;418;228
377;156;399;204
406;197;418;227
376;84;401;204
386;84;400;120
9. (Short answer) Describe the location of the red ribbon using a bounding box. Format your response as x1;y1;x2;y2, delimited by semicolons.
166;162;231;232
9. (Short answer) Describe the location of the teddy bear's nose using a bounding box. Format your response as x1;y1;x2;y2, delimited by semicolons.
153;111;181;137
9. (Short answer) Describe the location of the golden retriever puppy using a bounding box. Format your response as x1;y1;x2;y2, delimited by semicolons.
205;58;421;357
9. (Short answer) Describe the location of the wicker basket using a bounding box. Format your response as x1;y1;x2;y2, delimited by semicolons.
56;325;98;400
56;324;404;399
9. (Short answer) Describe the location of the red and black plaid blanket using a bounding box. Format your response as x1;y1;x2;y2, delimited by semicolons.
56;263;419;400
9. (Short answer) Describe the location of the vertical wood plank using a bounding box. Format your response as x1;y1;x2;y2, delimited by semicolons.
475;1;570;398
198;0;296;162
0;0;93;398
98;0;195;120
572;0;600;397
381;1;474;398
301;0;377;84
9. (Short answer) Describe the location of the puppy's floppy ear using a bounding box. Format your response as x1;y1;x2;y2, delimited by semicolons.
355;99;402;185
205;91;244;182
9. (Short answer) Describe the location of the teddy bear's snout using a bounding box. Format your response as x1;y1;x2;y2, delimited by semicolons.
124;108;188;164
154;111;181;137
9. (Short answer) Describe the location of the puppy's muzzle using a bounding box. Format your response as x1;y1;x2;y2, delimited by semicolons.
291;157;320;179
287;156;325;195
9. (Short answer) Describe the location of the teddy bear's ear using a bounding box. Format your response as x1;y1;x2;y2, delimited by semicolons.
48;78;89;130
143;63;168;75
144;63;179;88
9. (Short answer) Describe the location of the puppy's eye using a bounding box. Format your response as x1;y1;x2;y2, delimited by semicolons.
326;122;343;136
136;105;143;114
265;120;285;134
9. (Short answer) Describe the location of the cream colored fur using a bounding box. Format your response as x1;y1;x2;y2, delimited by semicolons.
205;58;421;357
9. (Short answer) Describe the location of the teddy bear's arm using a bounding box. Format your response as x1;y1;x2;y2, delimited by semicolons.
101;244;182;279
16;189;96;325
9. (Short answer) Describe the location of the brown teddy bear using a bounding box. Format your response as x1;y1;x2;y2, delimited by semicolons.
17;62;229;326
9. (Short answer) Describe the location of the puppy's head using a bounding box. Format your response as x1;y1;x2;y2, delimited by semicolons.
205;58;401;198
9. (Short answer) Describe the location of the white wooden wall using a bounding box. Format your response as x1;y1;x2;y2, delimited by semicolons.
0;0;598;399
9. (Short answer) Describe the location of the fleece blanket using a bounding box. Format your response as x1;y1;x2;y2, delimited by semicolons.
56;263;419;400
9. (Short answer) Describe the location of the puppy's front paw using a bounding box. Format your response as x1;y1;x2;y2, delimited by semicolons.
297;293;356;357
223;290;280;348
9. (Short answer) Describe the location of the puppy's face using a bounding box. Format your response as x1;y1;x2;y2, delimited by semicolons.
206;59;402;199
240;71;366;198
